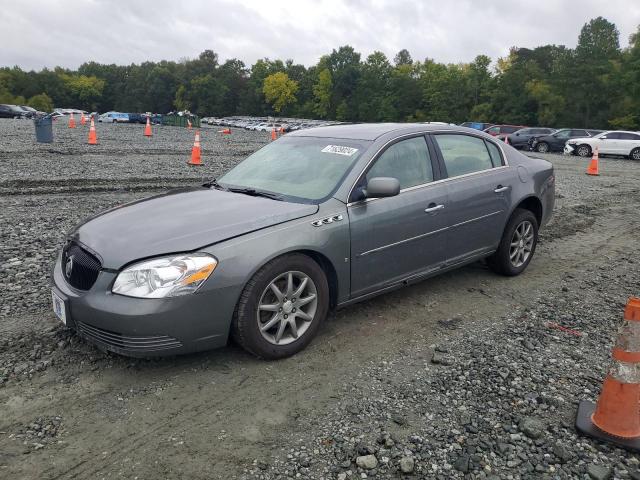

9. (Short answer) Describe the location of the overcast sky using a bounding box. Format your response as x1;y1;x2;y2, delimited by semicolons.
1;0;639;70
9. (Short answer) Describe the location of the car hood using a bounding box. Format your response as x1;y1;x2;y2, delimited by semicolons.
71;187;318;269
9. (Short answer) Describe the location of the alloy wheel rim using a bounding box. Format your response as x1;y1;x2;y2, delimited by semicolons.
578;146;590;157
257;271;318;345
633;150;640;161
509;220;534;268
537;143;548;153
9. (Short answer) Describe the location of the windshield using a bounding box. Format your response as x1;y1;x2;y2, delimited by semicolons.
219;136;368;203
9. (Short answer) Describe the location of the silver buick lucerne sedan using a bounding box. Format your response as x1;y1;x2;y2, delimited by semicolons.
51;123;554;359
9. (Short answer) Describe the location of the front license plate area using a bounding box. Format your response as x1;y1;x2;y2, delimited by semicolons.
52;290;67;325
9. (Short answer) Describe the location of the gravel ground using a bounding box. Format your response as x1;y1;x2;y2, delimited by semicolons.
1;118;639;479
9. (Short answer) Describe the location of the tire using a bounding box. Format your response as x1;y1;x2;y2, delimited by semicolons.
487;208;538;276
576;144;592;157
536;142;550;154
232;254;329;359
630;147;640;161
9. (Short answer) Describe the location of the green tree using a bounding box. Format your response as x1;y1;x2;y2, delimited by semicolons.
263;72;298;113
27;93;54;112
312;68;333;118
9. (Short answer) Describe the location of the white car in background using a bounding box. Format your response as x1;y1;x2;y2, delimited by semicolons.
565;131;640;160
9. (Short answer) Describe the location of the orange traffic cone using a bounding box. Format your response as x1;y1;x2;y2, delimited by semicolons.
144;117;152;137
586;147;600;176
279;126;285;135
88;116;98;145
80;113;86;126
271;128;277;141
188;130;202;166
576;297;640;451
68;113;76;129
503;135;509;145
187;119;192;130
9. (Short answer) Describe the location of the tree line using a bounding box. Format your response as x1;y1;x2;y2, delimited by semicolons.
1;17;638;129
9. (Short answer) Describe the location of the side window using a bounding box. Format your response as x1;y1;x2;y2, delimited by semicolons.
485;140;504;167
555;130;570;139
620;133;640;140
434;134;495;177
605;133;620;140
366;136;433;190
487;127;499;134
571;130;586;137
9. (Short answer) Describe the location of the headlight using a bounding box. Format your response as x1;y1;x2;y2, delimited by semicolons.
112;253;217;298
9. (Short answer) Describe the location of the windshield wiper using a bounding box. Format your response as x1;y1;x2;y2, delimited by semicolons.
227;187;284;201
202;178;228;191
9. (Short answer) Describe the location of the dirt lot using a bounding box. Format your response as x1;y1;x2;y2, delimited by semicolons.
1;119;639;479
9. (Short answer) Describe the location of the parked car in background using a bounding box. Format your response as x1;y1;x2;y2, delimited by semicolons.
99;112;129;123
51;123;554;359
0;104;34;118
19;105;41;117
528;129;604;153
565;131;640;160
460;122;493;131
127;113;147;124
504;127;556;149
0;104;18;118
484;125;525;138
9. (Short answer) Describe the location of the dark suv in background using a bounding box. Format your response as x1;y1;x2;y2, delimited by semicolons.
528;128;604;153
0;104;31;119
505;127;556;149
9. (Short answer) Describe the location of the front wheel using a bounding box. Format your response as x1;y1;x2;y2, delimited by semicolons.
630;147;640;161
487;209;538;276
232;254;329;359
536;142;550;154
576;144;592;157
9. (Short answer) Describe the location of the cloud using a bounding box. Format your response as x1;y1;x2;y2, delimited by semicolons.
0;0;638;70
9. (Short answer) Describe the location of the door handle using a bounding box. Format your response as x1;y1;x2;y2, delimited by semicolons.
424;204;445;213
494;185;510;193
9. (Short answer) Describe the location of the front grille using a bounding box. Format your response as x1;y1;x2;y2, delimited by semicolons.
77;321;183;353
62;242;101;290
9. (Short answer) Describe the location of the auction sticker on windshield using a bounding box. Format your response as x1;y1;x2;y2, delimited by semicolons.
52;290;67;325
321;145;358;156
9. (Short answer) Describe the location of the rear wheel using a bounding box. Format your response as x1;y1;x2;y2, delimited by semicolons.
535;142;550;153
232;254;329;359
487;209;538;276
630;147;640;161
576;144;592;157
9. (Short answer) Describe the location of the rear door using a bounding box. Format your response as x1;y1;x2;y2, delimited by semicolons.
348;135;449;296
618;132;640;155
431;133;515;265
599;132;621;154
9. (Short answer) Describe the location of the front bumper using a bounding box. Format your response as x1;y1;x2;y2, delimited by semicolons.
51;252;237;357
564;144;576;155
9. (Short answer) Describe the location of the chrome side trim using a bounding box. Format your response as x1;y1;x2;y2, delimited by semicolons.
346;129;509;205
357;210;502;257
358;226;449;257
450;210;502;229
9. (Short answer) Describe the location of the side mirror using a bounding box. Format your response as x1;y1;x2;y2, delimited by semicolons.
515;132;520;136
601;136;608;140
364;177;400;199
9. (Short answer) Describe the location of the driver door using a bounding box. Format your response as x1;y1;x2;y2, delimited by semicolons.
348;135;449;297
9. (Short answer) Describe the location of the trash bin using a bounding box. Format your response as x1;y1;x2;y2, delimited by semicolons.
34;115;53;143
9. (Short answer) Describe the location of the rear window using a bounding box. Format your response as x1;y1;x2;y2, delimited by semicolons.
434;134;494;177
485;141;504;167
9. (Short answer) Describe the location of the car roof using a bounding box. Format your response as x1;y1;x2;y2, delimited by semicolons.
287;122;465;141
